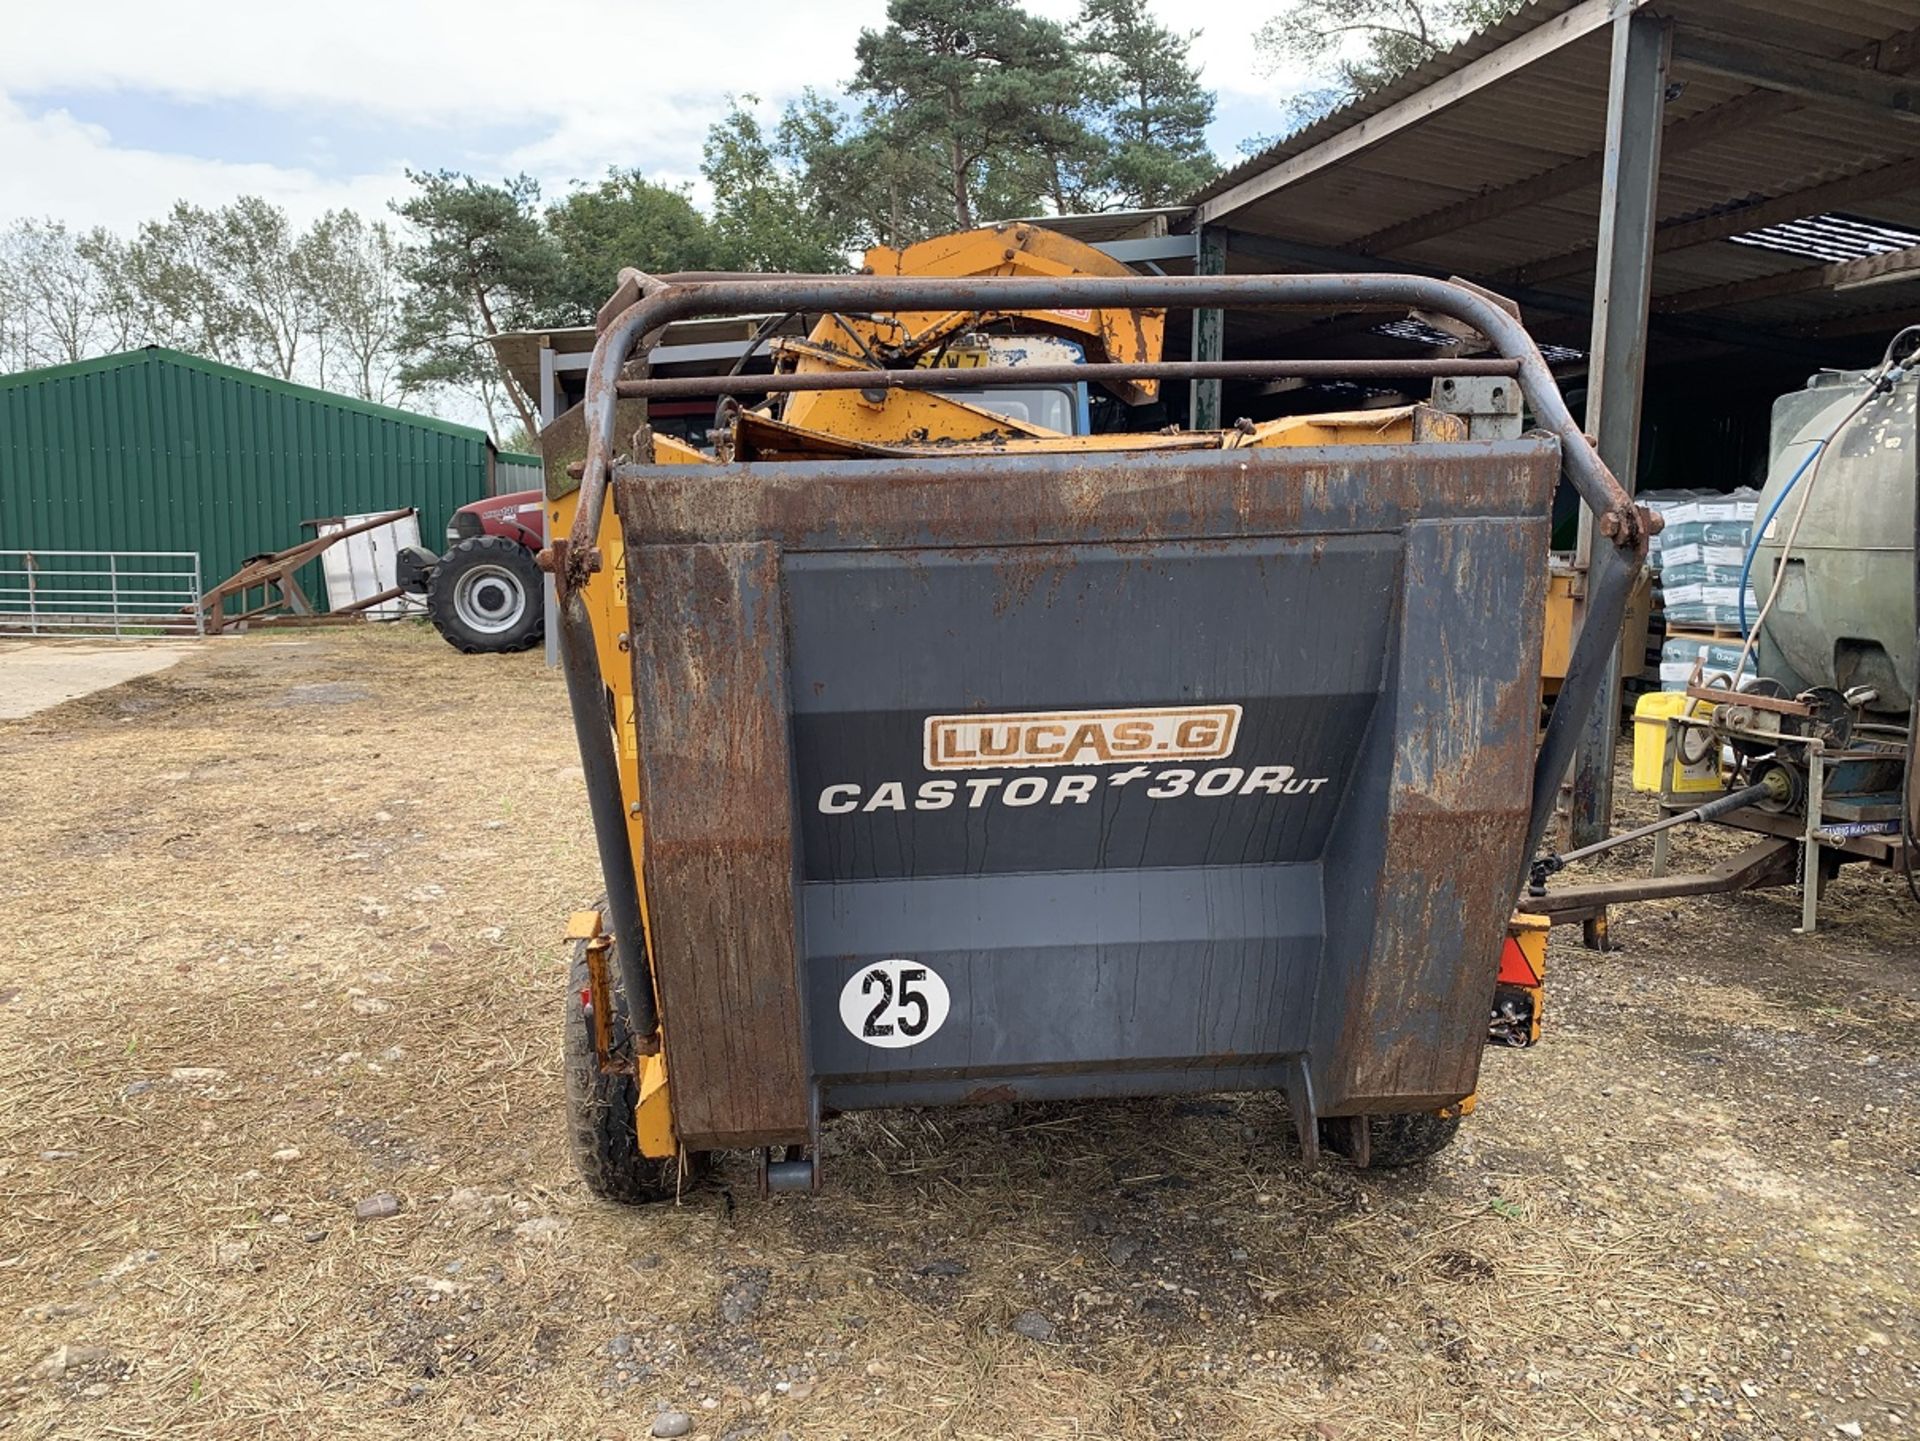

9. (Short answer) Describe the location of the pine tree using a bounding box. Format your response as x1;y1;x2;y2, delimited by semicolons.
850;0;1096;232
1076;0;1221;208
776;88;954;252
392;171;564;439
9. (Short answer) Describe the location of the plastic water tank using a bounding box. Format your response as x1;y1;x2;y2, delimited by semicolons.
1754;367;1916;716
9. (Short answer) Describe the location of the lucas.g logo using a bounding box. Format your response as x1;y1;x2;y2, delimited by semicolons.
816;701;1330;814
924;704;1241;771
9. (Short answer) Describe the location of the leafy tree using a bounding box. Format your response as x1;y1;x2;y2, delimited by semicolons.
5;201;427;424
298;211;409;404
75;228;148;357
499;421;539;454
850;0;1095;232
545;168;719;315
211;196;317;379
115;199;327;378
1076;0;1220;207
1255;0;1520;125
123;203;251;364
0;220;132;366
703;97;856;272
776;87;953;251
392;170;563;440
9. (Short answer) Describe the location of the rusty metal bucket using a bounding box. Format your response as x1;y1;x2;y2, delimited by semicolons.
557;272;1646;1173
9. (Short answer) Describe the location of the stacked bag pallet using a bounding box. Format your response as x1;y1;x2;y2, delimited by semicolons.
1638;488;1760;691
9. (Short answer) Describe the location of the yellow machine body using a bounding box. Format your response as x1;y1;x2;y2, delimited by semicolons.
792;224;1164;395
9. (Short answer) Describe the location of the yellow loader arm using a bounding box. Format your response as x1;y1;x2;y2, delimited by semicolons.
776;223;1167;445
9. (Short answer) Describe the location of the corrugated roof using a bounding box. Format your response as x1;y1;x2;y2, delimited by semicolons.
1004;207;1192;244
1179;0;1920;371
1189;0;1591;209
491;315;800;412
1726;212;1920;263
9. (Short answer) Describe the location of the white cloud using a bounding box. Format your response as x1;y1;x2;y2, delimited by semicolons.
0;0;897;231
0;2;889;128
1025;0;1301;99
0;96;411;232
1194;4;1311;97
0;0;1301;236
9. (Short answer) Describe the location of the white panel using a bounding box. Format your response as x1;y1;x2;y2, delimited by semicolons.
318;512;424;620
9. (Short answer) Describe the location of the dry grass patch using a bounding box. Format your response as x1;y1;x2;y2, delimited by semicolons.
2;626;1915;1439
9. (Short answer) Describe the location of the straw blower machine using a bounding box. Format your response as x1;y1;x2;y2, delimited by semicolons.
539;226;1653;1201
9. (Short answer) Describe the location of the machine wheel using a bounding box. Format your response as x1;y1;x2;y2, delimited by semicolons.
1365;1111;1462;1168
563;935;700;1204
427;535;544;653
1322;1110;1463;1169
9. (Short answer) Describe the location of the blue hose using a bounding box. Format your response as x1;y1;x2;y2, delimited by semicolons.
1737;440;1823;638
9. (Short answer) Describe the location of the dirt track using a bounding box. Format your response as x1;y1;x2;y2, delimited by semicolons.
2;625;1916;1440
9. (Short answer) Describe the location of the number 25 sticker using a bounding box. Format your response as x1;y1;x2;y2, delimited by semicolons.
839;959;951;1049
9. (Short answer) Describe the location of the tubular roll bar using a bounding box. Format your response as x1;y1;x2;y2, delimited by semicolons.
564;273;1647;1042
613;356;1525;400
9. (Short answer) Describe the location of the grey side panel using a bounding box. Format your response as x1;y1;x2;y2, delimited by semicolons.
608;437;1565;1127
804;865;1323;1083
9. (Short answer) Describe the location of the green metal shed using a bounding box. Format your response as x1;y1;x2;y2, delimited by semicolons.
496;450;544;493
0;347;500;610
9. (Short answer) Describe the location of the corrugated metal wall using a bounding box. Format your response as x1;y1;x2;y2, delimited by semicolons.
0;347;495;608
495;451;544;495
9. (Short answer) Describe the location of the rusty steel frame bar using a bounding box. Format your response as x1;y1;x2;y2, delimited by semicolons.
1569;11;1670;864
578;275;1641;554
195;506;417;633
572;271;1645;886
614;356;1522;400
1528;836;1800;925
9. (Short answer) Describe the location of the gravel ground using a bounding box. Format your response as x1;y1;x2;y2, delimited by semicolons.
1;624;1915;1441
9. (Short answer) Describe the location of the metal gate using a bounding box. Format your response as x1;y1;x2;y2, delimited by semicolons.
0;551;206;638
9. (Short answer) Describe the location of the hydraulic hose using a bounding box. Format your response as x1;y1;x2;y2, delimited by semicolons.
557;591;658;1044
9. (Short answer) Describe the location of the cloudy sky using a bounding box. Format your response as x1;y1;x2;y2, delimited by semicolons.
0;0;1306;237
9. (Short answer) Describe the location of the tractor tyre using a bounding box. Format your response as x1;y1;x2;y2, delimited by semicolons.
1328;1110;1463;1169
563;935;700;1204
427;535;544;654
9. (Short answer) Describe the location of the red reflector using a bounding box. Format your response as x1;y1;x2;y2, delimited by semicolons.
1498;937;1540;986
579;987;593;1011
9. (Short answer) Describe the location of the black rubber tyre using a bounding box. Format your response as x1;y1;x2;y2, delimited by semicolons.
426;535;544;654
563;935;700;1204
1350;1110;1463;1169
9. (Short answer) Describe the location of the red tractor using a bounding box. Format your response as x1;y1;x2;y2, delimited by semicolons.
396;491;547;653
